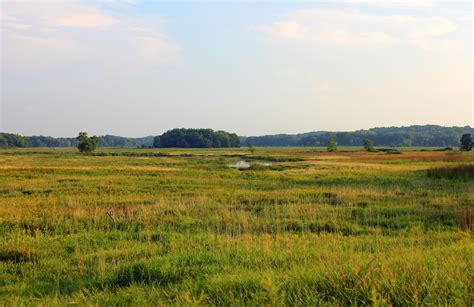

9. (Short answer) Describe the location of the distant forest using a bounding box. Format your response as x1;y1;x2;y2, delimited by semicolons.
0;125;472;148
0;134;154;149
155;129;240;148
242;125;474;147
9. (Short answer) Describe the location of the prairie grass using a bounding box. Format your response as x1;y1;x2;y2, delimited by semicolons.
0;147;472;304
427;164;474;180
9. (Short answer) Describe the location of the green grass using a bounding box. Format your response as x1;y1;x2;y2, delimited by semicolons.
0;147;472;305
427;164;474;180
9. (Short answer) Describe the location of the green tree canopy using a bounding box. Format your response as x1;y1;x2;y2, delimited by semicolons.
460;134;472;151
363;138;375;152
155;129;240;148
244;125;474;147
77;132;99;153
153;136;161;148
327;137;337;152
0;133;31;148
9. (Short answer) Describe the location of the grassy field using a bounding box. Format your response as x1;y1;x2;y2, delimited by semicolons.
0;147;472;305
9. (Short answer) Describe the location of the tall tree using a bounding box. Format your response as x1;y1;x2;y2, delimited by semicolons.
153;136;161;148
77;132;99;153
327;137;337;152
363;138;375;152
460;134;473;151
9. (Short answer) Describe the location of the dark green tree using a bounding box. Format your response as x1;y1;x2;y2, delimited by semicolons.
460;133;472;151
158;128;240;148
77;132;99;153
153;136;161;148
0;133;31;148
363;138;375;152
327;137;337;152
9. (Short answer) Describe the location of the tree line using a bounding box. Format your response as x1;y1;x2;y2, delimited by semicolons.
153;128;240;148
72;129;240;153
241;125;474;147
0;128;240;150
1;125;473;149
0;134;154;148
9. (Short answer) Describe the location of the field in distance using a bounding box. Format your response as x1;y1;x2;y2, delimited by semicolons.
0;147;472;304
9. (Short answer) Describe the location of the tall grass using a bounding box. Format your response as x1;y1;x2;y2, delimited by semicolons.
0;148;472;304
427;164;474;180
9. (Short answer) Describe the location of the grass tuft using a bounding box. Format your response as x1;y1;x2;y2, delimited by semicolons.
427;164;474;180
0;248;38;263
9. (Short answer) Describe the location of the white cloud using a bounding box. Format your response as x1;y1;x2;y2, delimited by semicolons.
96;0;137;4
249;21;311;42
411;16;457;37
344;0;436;8
132;34;178;58
49;8;119;28
251;22;397;48
250;8;458;49
1;1;120;30
0;11;31;30
1;0;178;62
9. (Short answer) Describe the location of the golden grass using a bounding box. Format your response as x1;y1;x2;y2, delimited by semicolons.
0;147;472;304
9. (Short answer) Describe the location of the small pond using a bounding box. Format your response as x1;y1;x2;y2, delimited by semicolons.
228;160;251;169
228;160;272;170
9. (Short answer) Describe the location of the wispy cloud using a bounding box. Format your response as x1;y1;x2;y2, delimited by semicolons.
344;0;436;8
250;8;458;49
48;8;119;28
1;0;178;62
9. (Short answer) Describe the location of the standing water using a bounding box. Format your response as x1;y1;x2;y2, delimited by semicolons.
228;160;251;169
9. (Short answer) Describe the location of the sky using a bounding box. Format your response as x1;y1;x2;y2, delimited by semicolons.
1;0;472;137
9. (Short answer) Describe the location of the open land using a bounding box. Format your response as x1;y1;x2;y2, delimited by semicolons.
0;147;473;305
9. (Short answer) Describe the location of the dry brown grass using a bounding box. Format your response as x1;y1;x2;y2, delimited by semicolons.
458;206;473;232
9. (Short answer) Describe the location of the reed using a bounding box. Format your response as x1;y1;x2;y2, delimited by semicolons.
427;164;474;180
0;147;472;304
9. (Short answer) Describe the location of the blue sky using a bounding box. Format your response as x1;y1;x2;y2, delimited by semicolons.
1;0;472;137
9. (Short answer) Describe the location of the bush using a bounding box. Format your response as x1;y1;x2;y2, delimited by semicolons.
385;149;401;154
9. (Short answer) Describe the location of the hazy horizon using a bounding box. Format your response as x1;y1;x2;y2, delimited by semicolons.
1;123;473;140
1;0;472;138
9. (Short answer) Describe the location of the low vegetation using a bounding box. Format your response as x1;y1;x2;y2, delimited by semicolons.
2;125;473;148
0;147;472;304
427;164;474;180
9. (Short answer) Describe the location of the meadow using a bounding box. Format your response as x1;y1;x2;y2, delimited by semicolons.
0;147;472;305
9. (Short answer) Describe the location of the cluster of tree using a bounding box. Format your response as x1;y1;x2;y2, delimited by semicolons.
29;136;78;147
97;135;153;148
240;134;300;147
154;128;240;148
77;132;99;153
460;134;472;151
2;125;472;150
0;133;32;148
363;138;375;151
0;133;154;148
242;125;474;147
326;137;374;152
